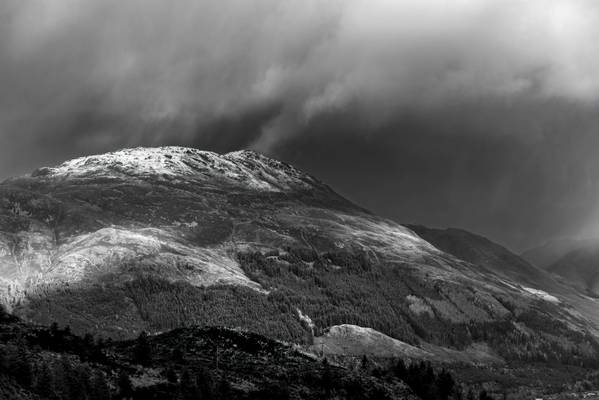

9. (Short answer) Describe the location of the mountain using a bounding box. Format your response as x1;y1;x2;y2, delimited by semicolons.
521;238;598;269
547;245;599;296
1;146;599;372
404;225;599;351
521;237;599;297
405;226;556;289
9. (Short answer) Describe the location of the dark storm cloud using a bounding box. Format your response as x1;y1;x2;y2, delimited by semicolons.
275;99;599;250
2;0;599;249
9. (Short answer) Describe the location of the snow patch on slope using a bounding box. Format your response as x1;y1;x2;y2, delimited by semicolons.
522;286;560;303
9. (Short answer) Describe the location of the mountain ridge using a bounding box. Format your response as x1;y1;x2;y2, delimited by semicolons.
405;225;558;290
520;237;599;269
27;146;333;194
547;244;599;296
0;146;598;373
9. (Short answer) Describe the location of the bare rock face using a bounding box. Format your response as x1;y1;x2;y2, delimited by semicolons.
0;146;598;367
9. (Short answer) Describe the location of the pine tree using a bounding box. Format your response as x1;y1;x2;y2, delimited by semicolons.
13;347;33;388
197;366;215;399
56;355;77;400
92;337;106;362
0;304;9;321
50;322;60;338
90;370;111;400
35;363;55;399
133;331;152;366
321;358;333;396
360;355;370;371
81;333;95;359
479;390;494;400
71;366;91;400
393;358;407;380
437;369;455;400
165;366;178;384
0;348;8;374
179;368;198;400
172;347;184;363
118;371;133;400
216;376;232;400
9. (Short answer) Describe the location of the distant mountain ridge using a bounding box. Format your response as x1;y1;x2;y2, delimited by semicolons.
547;245;599;296
520;237;599;296
406;225;556;289
521;237;599;269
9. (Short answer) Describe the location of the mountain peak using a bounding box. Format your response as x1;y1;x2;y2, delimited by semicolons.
31;146;319;192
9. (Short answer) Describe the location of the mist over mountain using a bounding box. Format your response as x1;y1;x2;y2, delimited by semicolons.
405;225;555;289
521;237;599;269
544;244;599;296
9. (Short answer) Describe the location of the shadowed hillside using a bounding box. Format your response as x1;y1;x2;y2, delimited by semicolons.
406;225;555;289
548;245;599;296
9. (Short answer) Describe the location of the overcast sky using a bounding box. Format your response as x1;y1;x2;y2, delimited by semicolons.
2;0;599;251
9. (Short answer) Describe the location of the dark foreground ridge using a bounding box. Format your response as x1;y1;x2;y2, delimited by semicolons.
4;309;599;400
0;308;419;399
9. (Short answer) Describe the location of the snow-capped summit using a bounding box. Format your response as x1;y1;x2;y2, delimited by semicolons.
0;145;439;333
32;146;320;192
